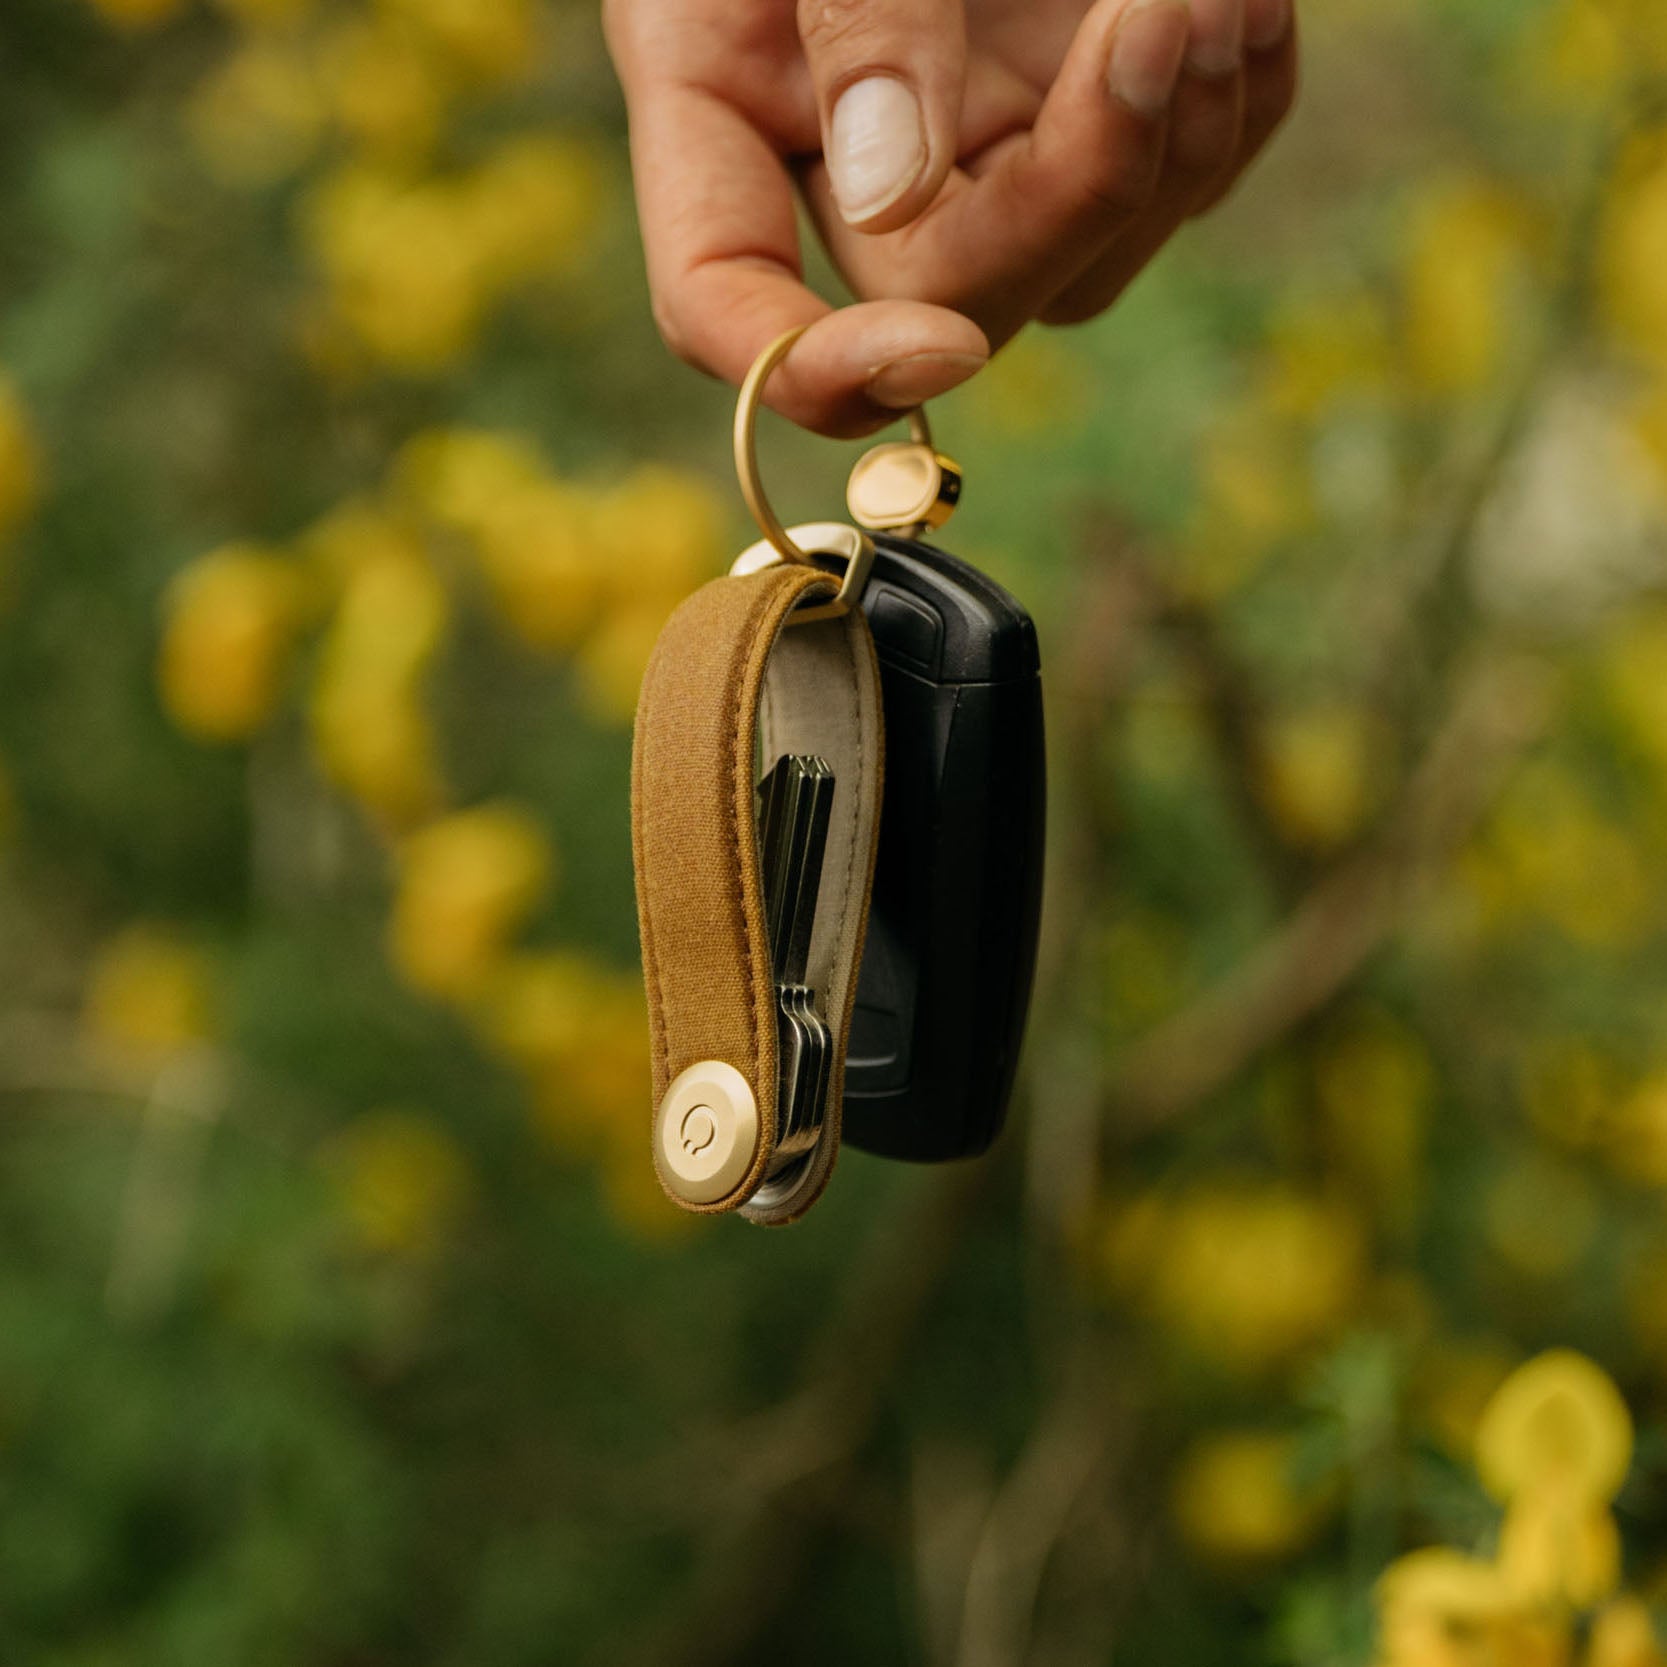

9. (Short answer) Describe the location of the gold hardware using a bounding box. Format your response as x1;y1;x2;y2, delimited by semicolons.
730;521;875;623
733;326;956;568
846;440;962;535
654;1059;760;1205
734;326;815;567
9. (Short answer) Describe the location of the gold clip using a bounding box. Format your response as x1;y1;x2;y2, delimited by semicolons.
730;521;875;624
732;326;958;612
733;326;820;570
846;438;962;535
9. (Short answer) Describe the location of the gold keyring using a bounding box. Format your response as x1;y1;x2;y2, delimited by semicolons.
734;325;933;566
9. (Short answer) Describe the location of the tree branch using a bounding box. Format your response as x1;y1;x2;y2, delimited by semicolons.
1105;651;1550;1137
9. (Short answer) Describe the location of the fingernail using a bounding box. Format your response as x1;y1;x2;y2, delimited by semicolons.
1109;0;1191;118
1187;0;1244;76
1244;0;1291;49
829;76;927;225
865;351;986;410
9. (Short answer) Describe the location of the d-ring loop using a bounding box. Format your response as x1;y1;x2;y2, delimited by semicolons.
734;325;934;566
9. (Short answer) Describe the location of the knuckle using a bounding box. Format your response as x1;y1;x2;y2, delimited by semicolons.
1078;158;1158;222
1165;131;1243;202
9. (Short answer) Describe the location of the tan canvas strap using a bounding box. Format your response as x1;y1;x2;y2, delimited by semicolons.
631;562;884;1224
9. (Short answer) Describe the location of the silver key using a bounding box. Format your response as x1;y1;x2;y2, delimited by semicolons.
757;756;834;1168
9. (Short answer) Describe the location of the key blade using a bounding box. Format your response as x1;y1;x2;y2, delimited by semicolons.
776;759;833;985
772;983;830;1164
758;755;834;982
757;756;797;961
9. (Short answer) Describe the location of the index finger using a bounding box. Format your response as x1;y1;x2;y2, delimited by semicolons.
620;74;988;436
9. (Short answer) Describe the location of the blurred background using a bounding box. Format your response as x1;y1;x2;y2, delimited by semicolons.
1;0;1666;1661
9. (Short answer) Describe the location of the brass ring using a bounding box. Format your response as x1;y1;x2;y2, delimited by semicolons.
734;325;933;566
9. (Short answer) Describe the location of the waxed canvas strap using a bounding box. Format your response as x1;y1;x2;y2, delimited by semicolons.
631;563;884;1224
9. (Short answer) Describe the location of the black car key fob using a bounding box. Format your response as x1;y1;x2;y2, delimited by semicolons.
843;533;1046;1162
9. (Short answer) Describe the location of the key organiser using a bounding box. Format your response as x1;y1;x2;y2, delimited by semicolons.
631;327;1046;1225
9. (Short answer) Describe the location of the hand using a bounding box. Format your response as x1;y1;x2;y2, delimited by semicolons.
604;0;1298;437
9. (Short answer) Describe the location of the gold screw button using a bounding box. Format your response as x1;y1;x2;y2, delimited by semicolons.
846;441;962;535
654;1060;759;1205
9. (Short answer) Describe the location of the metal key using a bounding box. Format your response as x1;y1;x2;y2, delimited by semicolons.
756;755;834;1172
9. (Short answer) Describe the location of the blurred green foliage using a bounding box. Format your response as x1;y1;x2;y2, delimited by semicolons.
4;0;1667;1663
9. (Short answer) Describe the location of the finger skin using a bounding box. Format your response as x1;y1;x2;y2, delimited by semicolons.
607;0;1296;431
1039;58;1246;325
1190;17;1300;213
802;0;1187;348
609;31;987;435
796;0;967;231
1039;21;1298;324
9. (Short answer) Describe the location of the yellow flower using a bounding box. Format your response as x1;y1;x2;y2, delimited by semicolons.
314;681;445;828
185;39;325;188
574;605;668;726
84;926;215;1066
462;135;604;288
1374;1360;1648;1665
469;480;603;652
1486;762;1649;949
552;984;649;1151
1374;1549;1568;1667
1607;1070;1667;1186
475;949;599;1075
84;0;187;29
1260;291;1393;417
300;165;489;372
1170;1430;1330;1567
592;464;730;603
0;377;43;544
394;427;550;539
1105;1180;1365;1374
1178;413;1312;599
1599;133;1667;368
1401;182;1534;396
1475;1351;1633;1507
297;497;429;593
319;1108;471;1257
1514;0;1628;108
316;15;453;162
1633;381;1667;482
159;544;309;742
1377;1549;1513;1644
1498;1481;1621;1609
318;530;448;672
376;0;538;85
475;952;650;1155
308;544;449;825
388;802;552;1002
1259;704;1381;852
1616;0;1667;75
1588;1598;1666;1667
